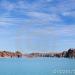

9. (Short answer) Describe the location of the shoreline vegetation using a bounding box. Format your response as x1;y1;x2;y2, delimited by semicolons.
0;48;75;58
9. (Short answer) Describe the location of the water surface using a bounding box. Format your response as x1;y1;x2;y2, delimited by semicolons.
0;58;75;75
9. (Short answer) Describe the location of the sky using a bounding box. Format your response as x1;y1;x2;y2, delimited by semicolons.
0;0;75;53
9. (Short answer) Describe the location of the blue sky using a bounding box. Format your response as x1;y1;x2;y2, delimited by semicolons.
0;0;75;53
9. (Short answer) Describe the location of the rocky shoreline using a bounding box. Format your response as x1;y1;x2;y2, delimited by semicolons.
0;48;75;58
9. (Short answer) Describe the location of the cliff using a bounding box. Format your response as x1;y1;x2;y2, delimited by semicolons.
0;48;75;58
29;48;75;58
0;51;22;58
65;48;75;58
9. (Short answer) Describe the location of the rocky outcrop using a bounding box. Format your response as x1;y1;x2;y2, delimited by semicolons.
66;48;75;58
30;53;56;57
15;51;22;58
0;48;75;58
29;48;75;58
0;51;22;58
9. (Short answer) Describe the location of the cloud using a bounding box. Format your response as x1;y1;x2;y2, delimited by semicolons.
0;17;26;26
25;11;61;22
0;0;75;51
25;24;75;38
0;0;15;11
1;0;75;25
62;11;75;17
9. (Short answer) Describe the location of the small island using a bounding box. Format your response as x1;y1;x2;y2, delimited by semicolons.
0;48;75;58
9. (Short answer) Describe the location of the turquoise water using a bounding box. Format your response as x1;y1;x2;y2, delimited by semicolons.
0;58;75;75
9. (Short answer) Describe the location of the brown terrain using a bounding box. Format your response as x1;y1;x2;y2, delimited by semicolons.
0;51;22;58
0;48;75;58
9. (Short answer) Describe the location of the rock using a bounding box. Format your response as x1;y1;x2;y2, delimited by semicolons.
15;51;22;58
62;51;67;57
66;48;75;58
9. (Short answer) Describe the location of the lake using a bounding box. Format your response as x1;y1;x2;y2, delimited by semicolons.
0;58;75;75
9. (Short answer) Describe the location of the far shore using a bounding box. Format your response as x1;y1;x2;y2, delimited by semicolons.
0;48;75;58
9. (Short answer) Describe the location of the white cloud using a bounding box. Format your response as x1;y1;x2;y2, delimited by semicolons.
47;0;75;17
24;25;75;37
25;11;61;22
0;0;75;37
62;11;75;17
0;18;26;26
0;1;15;11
